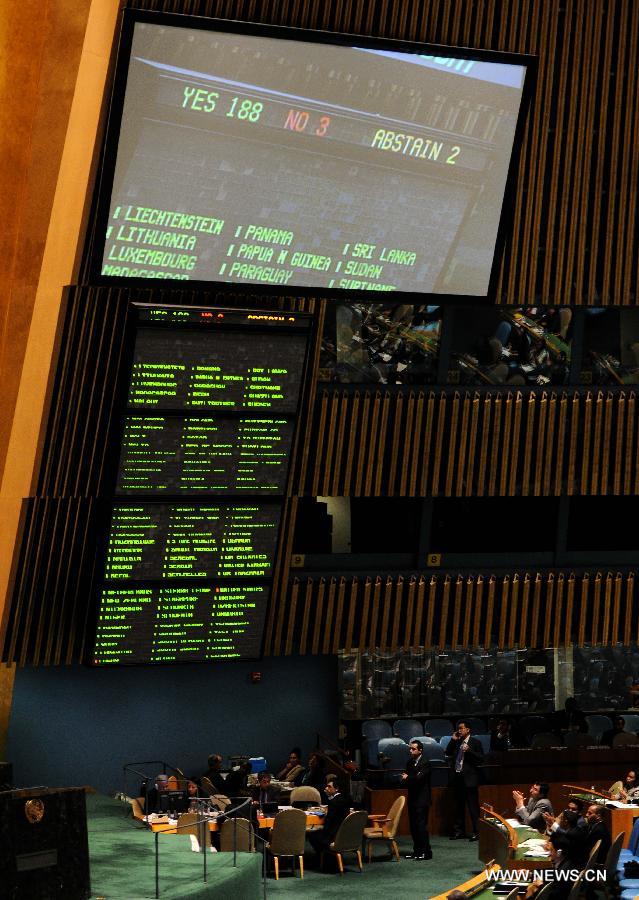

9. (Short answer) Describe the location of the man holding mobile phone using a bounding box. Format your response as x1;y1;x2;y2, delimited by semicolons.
445;721;484;841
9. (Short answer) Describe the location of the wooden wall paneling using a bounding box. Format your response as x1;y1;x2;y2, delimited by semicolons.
488;394;501;496
613;393;625;495
378;577;393;652
363;392;381;495
431;394;446;496
591;573;602;645
62;500;97;665
629;394;638;493
284;578;299;656
564;574;575;648
520;574;531;649
368;576;382;648
438;575;451;648
542;573;553;649
408;393;424;497
484;576;496;648
443;392;460;495
508;573;520;648
590;392;604;495
617;4;639;302
520;394;536;496
461;576;473;649
343;391;360;495
610;574;622;646
498;575;509;649
405;576;416;649
533;392;548;495
374;392;390;496
542;393;557;495
509;392;523;496
455;393;471;496
399;393;415;496
344;577;358;652
311;391;329;496
418;392;436;495
623;574;634;646
476;393;492;497
472;575;483;648
32;501;67;663
311;577;325;654
358;577;372;651
530;574;542;648
386;394;402;496
3;503;34;664
599;392;614;494
354;393;372;496
499;393;513;495
555;394;568;495
389;577;402;651
319;391;339;495
328;392;348;495
578;574;589;646
422;576;435;649
296;577;312;654
634;398;639;494
267;494;297;655
17;501;52;666
465;393;480;496
567;393;580;495
600;574;611;645
450;575;463;649
321;578;337;654
552;573;564;648
331;577;346;653
580;393;593;494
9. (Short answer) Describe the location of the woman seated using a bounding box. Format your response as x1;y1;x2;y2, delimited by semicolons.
610;769;639;801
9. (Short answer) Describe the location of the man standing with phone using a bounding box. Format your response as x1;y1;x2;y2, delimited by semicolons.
402;740;432;860
445;721;484;841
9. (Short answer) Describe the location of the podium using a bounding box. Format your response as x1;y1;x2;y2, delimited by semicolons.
0;787;90;899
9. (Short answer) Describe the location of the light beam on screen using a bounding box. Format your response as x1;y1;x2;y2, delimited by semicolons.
97;20;531;297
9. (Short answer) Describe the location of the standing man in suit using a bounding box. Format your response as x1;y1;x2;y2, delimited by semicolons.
513;783;554;832
445;721;484;841
308;774;352;857
401;739;432;860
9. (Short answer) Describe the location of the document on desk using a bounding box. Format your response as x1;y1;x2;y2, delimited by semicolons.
520;838;548;848
606;801;638;809
505;818;528;828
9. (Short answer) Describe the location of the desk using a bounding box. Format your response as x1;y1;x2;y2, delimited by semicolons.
563;784;639;849
429;862;501;900
478;806;550;871
149;813;325;833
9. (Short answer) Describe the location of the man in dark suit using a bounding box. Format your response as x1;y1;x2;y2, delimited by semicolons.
308;774;351;857
583;803;611;864
250;772;279;808
402;739;432;860
445;720;484;841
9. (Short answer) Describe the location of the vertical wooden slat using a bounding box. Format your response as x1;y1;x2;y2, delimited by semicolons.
543;393;557;495
623;574;634;646
354;393;372;495
499;393;513;495
331;577;347;653
580;393;593;494
329;393;349;495
589;392;604;495
311;392;329;495
344;578;358;652
610;574;622;646
614;394;625;495
625;394;636;494
465;393;481;496
386;394;403;496
530;575;542;648
285;580;300;655
564;574;575;647
445;393;461;495
509;392;523;496
358;578;372;651
363;393;382;495
484;576;496;648
567;394;581;495
399;394;415;495
542;574;553;649
488;395;502;496
431;395;447;495
374;391;390;496
390;577;402;651
439;576;451;649
520;394;536;496
498;576;509;649
311;578;326;654
368;576;382;649
555;394;568;495
601;574;612;645
520;574;531;649
599;392;614;495
322;578;337;654
378;577;393;651
408;394;424;497
450;576;463;649
298;579;314;655
418;576;431;649
591;574;603;646
476;394;492;497
472;575;483;648
461;576;473;649
553;573;564;649
533;392;548;494
419;394;436;495
455;394;471;496
578;575;589;646
405;577;416;649
342;392;360;494
508;574;520;649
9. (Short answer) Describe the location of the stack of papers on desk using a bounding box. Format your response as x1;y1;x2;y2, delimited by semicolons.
523;849;550;858
520;838;548;849
606;800;638;809
505;818;528;828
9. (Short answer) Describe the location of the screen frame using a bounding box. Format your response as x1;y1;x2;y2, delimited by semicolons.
86;8;537;304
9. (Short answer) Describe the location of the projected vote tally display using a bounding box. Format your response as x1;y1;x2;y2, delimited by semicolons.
93;305;312;665
97;16;531;297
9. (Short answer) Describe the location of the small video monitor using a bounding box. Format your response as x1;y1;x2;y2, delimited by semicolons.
159;789;189;814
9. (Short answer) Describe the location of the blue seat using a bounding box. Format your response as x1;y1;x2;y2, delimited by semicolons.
617;817;639;871
423;718;453;738
475;734;491;754
621;714;639;735
456;718;486;734
378;737;410;772
412;735;438;746
393;719;423;742
362;737;382;768
421;742;446;763
586;714;613;744
440;735;452;751
362;719;393;741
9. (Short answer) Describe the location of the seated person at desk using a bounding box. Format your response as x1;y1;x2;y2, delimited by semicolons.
187;777;203;800
610;769;639;801
250;772;279;808
583;803;611;863
299;753;326;794
307;775;352;859
490;719;511;752
548;810;589;870
601;716;632;747
543;798;586;833
513;782;554;831
141;773;169;814
276;748;305;785
224;761;251;798
202;754;226;794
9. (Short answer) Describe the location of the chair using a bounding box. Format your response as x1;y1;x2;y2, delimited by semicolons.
600;831;625;898
586;714;613;743
564;731;592;749
566;869;587;900
176;812;203;852
620;714;639;734
363;795;405;862
378;737;410;772
322;810;368;874
532;884;553;900
266;808;307;880
439;735;452;751
618;817;639;868
362;719;393;741
362;737;382;768
130;797;145;819
585;838;602;869
290;786;321;805
412;735;437;746
394;719;423;742
423;718;454;738
531;732;563;749
166;775;179;790
201;776;215;796
219;817;254;852
421;742;446;763
474;734;491;754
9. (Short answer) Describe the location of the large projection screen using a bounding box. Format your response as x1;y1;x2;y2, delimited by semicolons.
94;15;533;298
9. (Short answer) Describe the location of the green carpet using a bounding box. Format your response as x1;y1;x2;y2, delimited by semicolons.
87;794;261;899
265;835;483;899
